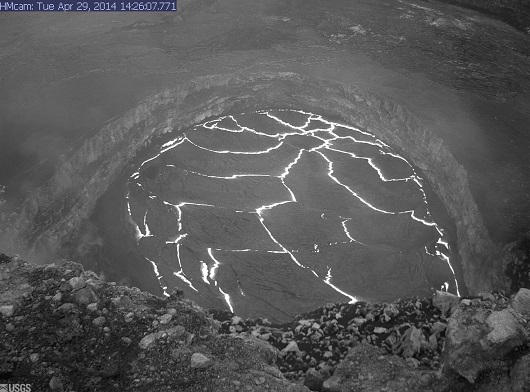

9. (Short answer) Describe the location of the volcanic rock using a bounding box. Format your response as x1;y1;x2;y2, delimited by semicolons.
159;313;173;324
433;291;460;317
483;309;526;355
443;302;527;383
282;341;301;355
0;305;14;317
321;343;438;392
138;332;163;349
138;328;184;350
71;286;98;305
511;288;530;318
3;254;530;392
55;303;77;313
510;354;530;392
68;276;86;290
0;257;311;391
49;376;63;391
236;334;278;364
304;367;327;391
397;326;423;358
321;377;341;392
190;353;212;369
92;316;106;327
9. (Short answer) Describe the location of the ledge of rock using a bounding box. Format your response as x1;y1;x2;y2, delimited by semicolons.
0;255;309;392
1;254;529;391
443;290;530;384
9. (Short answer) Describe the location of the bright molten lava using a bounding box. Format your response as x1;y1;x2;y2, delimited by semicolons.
125;110;459;322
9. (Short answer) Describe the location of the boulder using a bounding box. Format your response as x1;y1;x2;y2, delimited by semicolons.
190;353;212;369
431;321;447;336
393;325;423;358
235;334;279;364
138;326;186;349
321;376;341;392
92;316;106;327
482;309;526;356
444;305;491;382
137;333;159;349
281;341;301;355
444;304;526;383
304;367;326;391
510;354;530;392
0;305;14;317
55;303;77;314
511;288;530;318
433;291;460;317
383;303;399;318
49;376;63;391
71;286;98;305
68;276;86;290
159;313;172;324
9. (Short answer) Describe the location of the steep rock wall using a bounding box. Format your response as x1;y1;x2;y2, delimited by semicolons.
1;72;504;295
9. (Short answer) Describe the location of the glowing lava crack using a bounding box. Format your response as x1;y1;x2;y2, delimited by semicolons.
125;110;459;322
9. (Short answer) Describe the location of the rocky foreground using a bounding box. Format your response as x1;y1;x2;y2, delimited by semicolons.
1;254;530;392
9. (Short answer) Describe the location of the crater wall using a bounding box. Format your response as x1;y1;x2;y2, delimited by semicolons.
1;72;505;296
